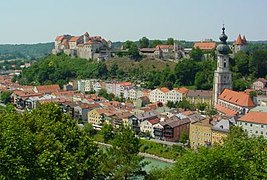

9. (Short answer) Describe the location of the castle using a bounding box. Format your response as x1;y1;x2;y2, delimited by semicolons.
52;32;112;60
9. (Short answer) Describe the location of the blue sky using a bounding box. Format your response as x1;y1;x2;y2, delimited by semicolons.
0;0;266;44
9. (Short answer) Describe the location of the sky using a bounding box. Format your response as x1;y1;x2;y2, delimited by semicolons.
0;0;266;44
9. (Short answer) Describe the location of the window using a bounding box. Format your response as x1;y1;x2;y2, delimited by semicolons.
256;131;258;134
245;122;247;125
261;125;264;128
250;124;253;127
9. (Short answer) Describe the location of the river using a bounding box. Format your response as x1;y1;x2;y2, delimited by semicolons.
143;157;173;172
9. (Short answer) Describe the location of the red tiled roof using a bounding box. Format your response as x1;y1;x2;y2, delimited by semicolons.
156;45;174;50
159;87;170;93
69;36;80;42
55;36;64;41
215;104;238;116
174;87;189;94
36;85;60;94
235;34;243;45
194;42;216;50
219;89;255;107
239;111;267;124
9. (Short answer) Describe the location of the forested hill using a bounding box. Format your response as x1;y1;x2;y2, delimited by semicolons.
0;42;54;60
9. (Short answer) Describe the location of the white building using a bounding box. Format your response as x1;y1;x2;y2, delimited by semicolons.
237;111;267;138
149;87;187;104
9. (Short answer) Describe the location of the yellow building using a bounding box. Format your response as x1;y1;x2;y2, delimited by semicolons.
189;118;212;149
186;90;212;106
211;119;232;145
88;109;104;125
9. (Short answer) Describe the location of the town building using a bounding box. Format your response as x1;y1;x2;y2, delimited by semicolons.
52;32;112;60
213;26;232;105
193;40;216;51
252;78;267;91
215;89;255;116
189;118;212;149
186;90;212;106
237;111;267;138
211;118;236;145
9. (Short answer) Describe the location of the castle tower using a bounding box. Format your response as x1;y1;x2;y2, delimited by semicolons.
213;26;232;105
233;34;247;54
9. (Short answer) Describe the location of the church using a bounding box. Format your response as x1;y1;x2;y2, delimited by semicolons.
213;26;255;116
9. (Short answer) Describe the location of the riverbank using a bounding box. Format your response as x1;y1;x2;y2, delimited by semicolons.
95;141;176;164
139;152;176;164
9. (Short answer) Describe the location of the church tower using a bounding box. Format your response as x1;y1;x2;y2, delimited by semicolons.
213;26;232;105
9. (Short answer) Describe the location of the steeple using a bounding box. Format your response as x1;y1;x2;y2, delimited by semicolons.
216;26;230;55
213;25;232;105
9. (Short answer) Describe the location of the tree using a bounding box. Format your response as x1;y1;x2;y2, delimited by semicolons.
101;124;114;143
0;91;12;104
189;47;204;61
195;102;207;112
150;40;163;48
166;126;267;179
166;101;175;108
0;103;101;179
249;50;267;78
139;36;149;48
179;132;189;144
128;43;141;60
166;38;174;45
99;127;147;179
205;107;218;120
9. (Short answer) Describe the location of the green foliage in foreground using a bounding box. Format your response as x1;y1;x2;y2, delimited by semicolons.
0;103;100;179
151;127;267;180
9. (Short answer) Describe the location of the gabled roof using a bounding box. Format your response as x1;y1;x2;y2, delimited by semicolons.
162;118;190;128
36;85;60;94
193;42;216;50
69;36;81;42
187;90;212;98
155;45;174;50
55;36;64;41
159;87;170;93
238;111;267;124
255;78;267;84
235;34;243;45
215;104;238;117
173;87;189;94
219;89;255;107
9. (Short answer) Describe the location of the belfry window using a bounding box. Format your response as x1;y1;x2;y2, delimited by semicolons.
223;59;226;68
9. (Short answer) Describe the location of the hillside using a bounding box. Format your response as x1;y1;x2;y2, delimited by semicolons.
0;42;54;60
105;57;176;72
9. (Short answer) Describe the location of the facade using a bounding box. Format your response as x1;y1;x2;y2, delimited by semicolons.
189;118;212;149
237;111;267;138
52;32;112;60
149;87;187;104
140;118;160;137
161;116;191;142
186;90;212;106
252;78;267;91
213;26;232;105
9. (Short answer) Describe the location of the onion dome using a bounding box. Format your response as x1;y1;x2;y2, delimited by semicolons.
216;26;230;55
